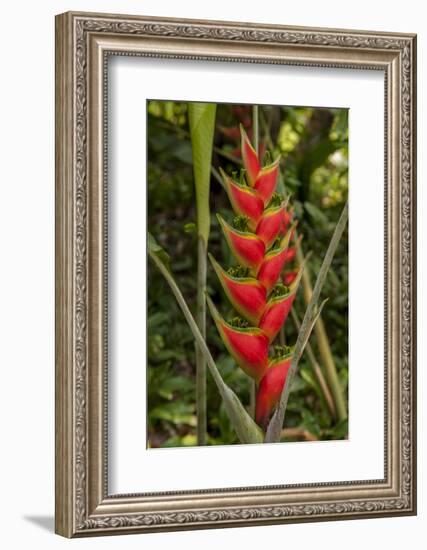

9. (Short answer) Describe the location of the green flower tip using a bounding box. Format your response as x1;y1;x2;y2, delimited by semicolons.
271;344;294;360
271;283;290;298
229;316;250;329
270;236;283;251
268;192;285;209
232;215;249;232
227;264;250;278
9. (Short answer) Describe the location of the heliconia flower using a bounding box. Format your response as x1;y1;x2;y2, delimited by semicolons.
241;125;260;186
211;123;304;426
217;214;265;272
209;254;267;325
258;263;304;341
254;158;280;205
257;247;288;294
256;204;287;249
255;353;293;429
256;226;294;293
206;295;269;382
229;143;266;161
258;291;296;342
220;169;264;229
283;270;298;286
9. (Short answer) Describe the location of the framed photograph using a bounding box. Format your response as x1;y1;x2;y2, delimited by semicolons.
55;11;417;537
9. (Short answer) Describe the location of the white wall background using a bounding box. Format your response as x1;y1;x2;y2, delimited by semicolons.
0;1;423;548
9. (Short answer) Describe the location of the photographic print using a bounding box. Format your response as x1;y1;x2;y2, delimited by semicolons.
147;101;349;448
56;13;416;536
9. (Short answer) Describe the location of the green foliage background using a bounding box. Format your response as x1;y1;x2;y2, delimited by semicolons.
147;101;348;447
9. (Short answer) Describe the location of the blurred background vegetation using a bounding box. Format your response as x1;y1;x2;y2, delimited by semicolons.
147;101;348;448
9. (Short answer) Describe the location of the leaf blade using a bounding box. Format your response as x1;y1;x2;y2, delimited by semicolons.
188;102;217;243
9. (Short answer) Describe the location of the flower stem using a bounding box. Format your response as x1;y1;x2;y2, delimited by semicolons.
252;105;259;154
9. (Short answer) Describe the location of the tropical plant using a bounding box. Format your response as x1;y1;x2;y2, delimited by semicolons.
207;126;303;429
147;101;349;446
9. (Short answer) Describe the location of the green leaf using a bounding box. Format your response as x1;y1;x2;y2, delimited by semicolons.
188;102;217;243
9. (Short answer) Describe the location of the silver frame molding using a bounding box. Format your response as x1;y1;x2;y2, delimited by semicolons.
55;11;417;538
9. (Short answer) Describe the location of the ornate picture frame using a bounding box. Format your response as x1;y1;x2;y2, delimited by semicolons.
55;11;417;537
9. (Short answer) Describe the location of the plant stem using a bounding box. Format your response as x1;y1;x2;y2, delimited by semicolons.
291;308;336;418
196;237;207;445
265;201;348;442
296;243;347;422
260;108;274;151
252;104;259;154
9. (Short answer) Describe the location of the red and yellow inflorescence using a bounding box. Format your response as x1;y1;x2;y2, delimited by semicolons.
207;126;303;430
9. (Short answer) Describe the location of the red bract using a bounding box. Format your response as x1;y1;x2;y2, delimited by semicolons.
258;264;303;341
256;205;287;249
257;246;288;294
259;292;296;342
209;123;302;431
241;126;260;186
217;214;265;272
209;254;267;325
221;169;264;229
255;353;293;429
207;296;269;382
254;159;280;205
257;226;294;293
